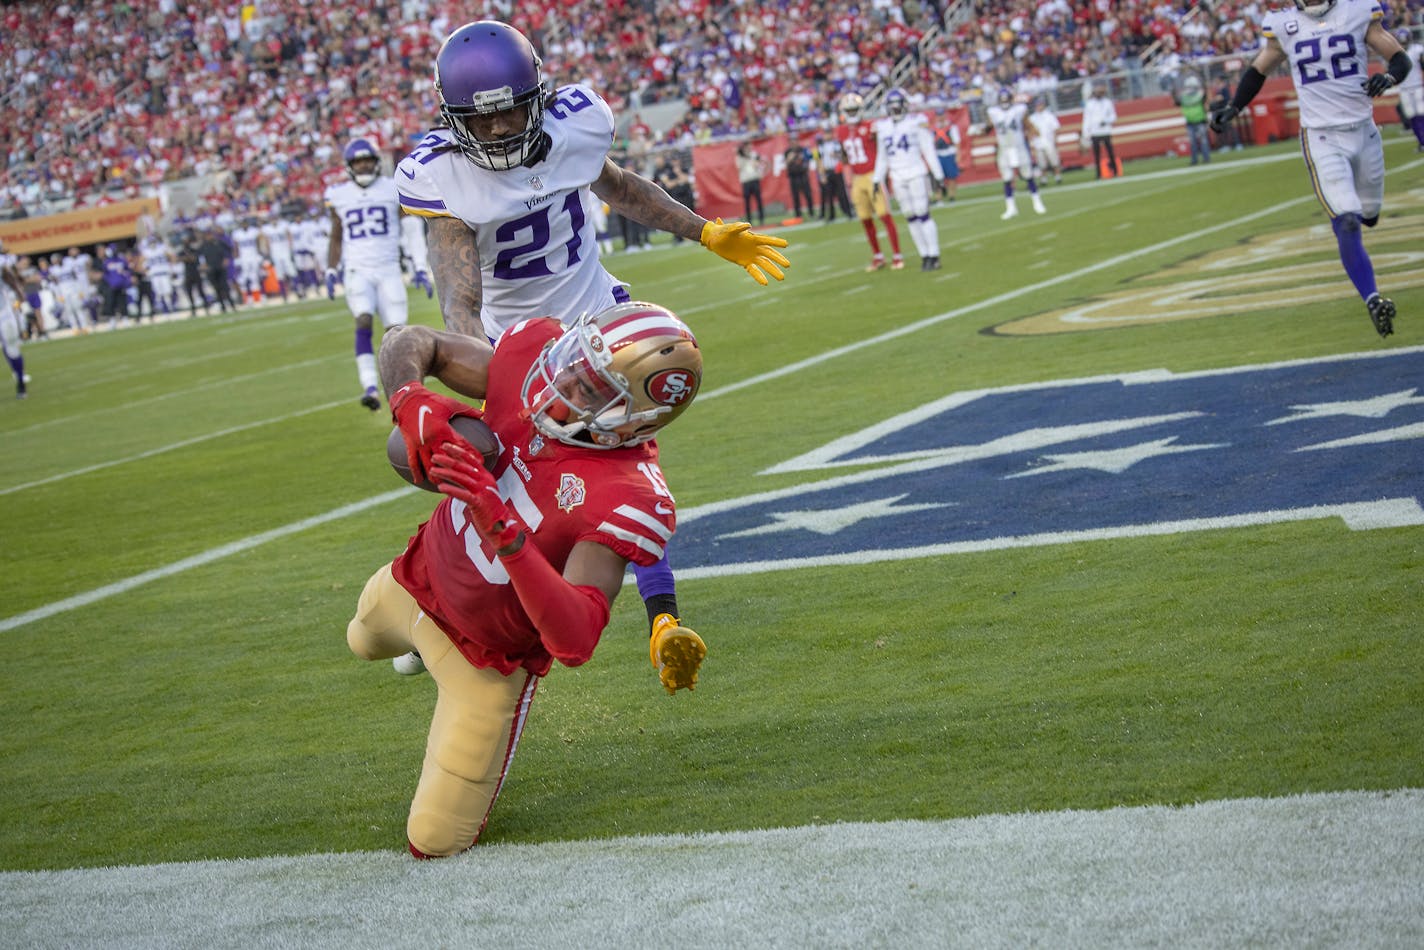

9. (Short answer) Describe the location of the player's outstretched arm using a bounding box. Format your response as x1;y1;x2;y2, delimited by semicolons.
592;158;791;285
1211;42;1285;133
426;216;483;338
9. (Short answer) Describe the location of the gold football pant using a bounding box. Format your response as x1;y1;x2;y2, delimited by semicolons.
347;563;538;857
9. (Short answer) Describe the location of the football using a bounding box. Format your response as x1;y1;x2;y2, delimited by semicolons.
387;414;501;491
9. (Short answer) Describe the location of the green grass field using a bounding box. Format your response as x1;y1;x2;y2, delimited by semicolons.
1;138;1421;915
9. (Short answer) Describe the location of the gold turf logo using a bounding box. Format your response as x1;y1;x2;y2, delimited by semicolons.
993;192;1424;335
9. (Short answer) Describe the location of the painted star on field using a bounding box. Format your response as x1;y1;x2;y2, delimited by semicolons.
1006;436;1227;478
716;495;953;540
1265;388;1424;425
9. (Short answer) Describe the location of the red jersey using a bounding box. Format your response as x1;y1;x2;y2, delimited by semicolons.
835;120;879;175
392;318;676;677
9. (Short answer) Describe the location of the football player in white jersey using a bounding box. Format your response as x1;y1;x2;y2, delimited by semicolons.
231;217;264;304
872;88;944;270
325;137;432;411
1027;99;1063;183
0;241;28;398
1211;0;1410;337
396;20;791;672
259;216;298;302
54;246;94;333
1394;28;1424;149
986;89;1047;220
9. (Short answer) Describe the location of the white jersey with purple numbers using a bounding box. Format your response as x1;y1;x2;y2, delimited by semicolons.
1263;0;1383;129
325;177;403;271
396;83;625;340
988;102;1033;171
261;221;296;277
232;225;262;262
872;114;939;185
1398;41;1424;118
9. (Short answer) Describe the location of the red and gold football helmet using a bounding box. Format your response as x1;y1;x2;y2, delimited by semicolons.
522;301;701;449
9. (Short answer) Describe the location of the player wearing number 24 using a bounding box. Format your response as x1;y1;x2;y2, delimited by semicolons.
1210;0;1410;338
347;300;707;859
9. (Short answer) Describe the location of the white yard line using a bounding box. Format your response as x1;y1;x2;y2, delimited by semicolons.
0;488;414;634
0;399;351;496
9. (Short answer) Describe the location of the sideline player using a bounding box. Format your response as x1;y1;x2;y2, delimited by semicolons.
836;91;904;270
231;216;263;304
0;240;28;397
348;300;707;858
872;88;944;270
1027;99;1064;183
325;137;432;410
987;88;1047;220
396;20;789;653
1211;0;1410;337
1395;28;1424;150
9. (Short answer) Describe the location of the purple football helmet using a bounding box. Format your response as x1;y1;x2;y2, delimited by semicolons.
885;87;909;117
434;21;550;171
343;138;380;187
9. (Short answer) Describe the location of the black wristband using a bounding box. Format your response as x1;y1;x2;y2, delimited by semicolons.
1231;66;1267;111
495;531;526;557
1388;50;1412;85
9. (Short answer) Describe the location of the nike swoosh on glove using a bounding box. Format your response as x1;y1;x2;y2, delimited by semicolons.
389;382;484;485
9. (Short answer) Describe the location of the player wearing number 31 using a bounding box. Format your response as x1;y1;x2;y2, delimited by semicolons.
325;138;434;412
397;19;791;652
346;301;707;858
1210;0;1410;338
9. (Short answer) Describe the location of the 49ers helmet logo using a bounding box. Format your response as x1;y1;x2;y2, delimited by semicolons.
646;369;697;406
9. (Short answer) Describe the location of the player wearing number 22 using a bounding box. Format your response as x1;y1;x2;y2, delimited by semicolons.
346;301;706;858
1211;0;1410;338
396;20;790;655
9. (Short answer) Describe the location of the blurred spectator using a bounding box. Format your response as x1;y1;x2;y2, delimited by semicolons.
735;143;767;226
783;141;816;219
1174;72;1211;166
1081;82;1119;178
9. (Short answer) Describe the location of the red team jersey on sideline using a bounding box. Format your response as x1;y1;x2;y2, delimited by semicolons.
392;318;676;677
835;121;879;175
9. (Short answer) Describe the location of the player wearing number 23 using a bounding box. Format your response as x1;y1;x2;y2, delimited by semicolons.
347;301;706;858
1210;0;1410;338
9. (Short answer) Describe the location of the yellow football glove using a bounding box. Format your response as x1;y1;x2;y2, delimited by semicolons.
650;613;706;696
699;218;791;286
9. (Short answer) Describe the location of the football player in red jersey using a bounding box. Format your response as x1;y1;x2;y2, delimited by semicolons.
834;92;904;271
347;300;707;859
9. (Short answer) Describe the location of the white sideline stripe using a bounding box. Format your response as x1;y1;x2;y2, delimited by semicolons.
696;192;1318;402
5;353;346;436
3;789;1420;948
0;399;350;496
0;488;415;634
697;153;1424;403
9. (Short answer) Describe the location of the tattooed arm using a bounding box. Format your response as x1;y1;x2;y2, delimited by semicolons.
426;216;484;338
377;323;492;400
592;159;707;242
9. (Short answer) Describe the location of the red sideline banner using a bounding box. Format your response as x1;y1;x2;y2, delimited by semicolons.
690;76;1404;217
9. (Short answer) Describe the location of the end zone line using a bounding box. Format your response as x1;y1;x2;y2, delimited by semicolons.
0;488;415;634
0;399;352;497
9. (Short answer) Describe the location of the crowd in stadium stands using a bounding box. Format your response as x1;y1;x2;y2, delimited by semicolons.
3;0;1423;220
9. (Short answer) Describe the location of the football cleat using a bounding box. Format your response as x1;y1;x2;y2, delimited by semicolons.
865;256;885;272
360;386;381;411
1032;195;1047;214
1366;293;1395;338
890;256;905;270
393;651;426;675
649;613;706;696
1001;202;1019;220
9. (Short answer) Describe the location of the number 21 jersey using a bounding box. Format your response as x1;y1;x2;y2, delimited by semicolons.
1263;0;1384;129
396;84;624;339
